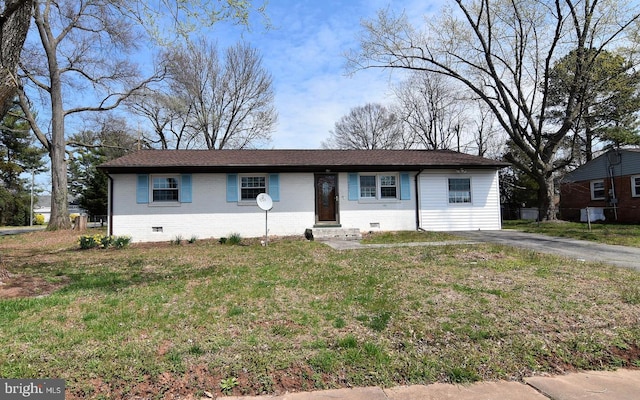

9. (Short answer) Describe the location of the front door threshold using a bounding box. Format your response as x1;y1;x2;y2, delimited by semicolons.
314;223;342;228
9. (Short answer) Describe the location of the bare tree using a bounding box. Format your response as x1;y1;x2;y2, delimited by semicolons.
348;0;640;220
322;103;406;149
16;0;158;230
127;88;198;150
161;39;277;149
469;101;504;158
16;0;267;230
0;0;32;117
393;71;465;150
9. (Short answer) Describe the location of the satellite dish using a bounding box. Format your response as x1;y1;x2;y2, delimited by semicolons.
256;193;273;211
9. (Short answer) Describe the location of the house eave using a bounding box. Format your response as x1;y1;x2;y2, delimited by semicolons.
99;164;507;175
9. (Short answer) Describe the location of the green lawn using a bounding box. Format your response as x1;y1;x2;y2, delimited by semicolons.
1;230;639;398
361;230;459;244
503;220;640;247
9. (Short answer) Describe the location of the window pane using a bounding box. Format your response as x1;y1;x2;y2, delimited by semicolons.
380;175;397;198
591;180;605;199
381;187;397;198
240;176;266;200
448;178;471;203
153;177;178;189
152;177;179;202
633;177;640;196
380;175;396;186
153;189;179;202
241;188;263;200
241;176;265;188
449;178;470;191
360;175;376;198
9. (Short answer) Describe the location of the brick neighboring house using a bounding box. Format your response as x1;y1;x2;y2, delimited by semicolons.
560;148;640;223
99;149;509;243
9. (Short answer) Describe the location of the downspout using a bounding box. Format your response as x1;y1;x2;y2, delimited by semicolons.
415;169;424;231
108;175;114;236
609;166;618;221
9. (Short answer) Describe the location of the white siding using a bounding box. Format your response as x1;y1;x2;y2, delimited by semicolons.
418;169;501;231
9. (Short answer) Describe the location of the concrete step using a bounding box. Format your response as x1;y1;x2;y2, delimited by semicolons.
309;227;362;241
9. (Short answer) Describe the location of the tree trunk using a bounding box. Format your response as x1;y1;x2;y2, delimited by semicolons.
538;173;557;221
585;125;593;162
0;0;33;117
44;21;71;230
47;138;71;230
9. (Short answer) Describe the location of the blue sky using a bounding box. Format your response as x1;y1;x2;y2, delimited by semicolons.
29;0;446;190
202;0;445;149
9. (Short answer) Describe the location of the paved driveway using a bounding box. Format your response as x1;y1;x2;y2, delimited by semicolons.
455;230;640;271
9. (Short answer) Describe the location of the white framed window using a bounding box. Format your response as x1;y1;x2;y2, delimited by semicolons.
240;175;266;201
380;175;397;198
448;178;471;204
359;174;398;200
632;176;640;197
590;180;605;200
359;175;377;198
152;176;179;202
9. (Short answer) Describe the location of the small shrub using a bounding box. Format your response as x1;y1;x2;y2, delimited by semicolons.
171;235;183;245
78;234;131;250
219;377;238;395
69;213;80;223
188;235;197;244
112;236;132;249
79;235;100;250
33;214;45;225
227;233;242;245
100;235;112;248
218;237;227;244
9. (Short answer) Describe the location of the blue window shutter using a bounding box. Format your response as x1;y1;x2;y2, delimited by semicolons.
269;174;280;202
226;174;238;202
181;174;192;203
348;173;359;201
136;174;149;204
400;173;411;200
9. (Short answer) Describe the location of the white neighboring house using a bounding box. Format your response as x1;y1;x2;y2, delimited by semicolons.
33;195;87;223
98;149;508;242
33;195;51;223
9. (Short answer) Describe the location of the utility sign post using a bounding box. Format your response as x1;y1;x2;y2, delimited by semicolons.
256;193;273;246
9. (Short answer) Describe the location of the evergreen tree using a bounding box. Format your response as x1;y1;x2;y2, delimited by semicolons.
547;49;640;161
68;117;137;219
0;104;47;225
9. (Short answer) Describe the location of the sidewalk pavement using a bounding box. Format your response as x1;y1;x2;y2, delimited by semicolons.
222;369;640;400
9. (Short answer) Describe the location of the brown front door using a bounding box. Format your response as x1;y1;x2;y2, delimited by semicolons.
315;174;338;223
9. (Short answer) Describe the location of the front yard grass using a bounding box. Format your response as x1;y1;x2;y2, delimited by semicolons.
1;230;640;398
503;220;640;247
361;230;459;244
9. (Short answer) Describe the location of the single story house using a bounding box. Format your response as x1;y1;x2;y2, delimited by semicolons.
98;149;508;242
560;148;640;223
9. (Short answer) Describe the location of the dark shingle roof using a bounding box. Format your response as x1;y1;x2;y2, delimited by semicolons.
99;149;508;174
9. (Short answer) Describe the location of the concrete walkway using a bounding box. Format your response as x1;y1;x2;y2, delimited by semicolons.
222;369;640;400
